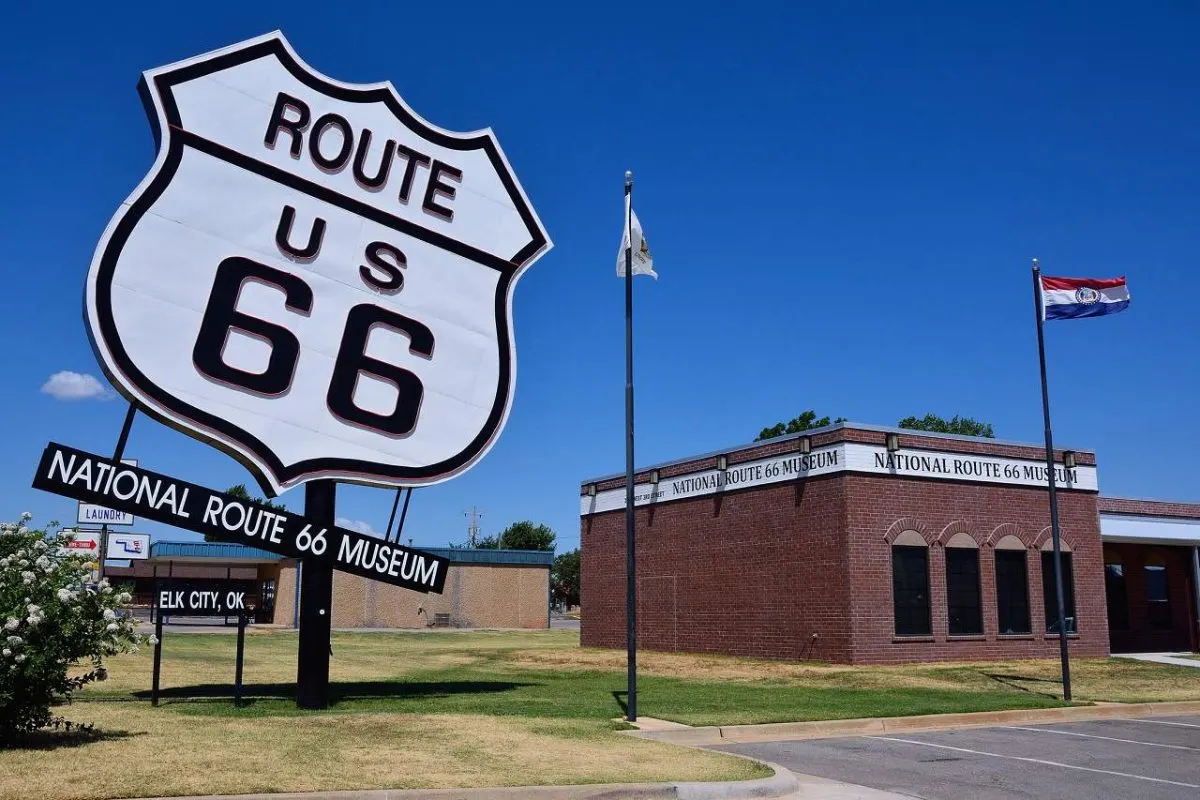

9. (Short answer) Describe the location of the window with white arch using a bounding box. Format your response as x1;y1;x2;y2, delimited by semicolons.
945;533;982;635
891;530;931;636
1041;539;1076;634
994;535;1031;635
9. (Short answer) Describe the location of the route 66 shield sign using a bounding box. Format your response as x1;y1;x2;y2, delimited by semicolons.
85;33;551;496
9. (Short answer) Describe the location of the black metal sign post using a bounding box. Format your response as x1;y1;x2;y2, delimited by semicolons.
150;608;164;707
298;480;335;710
234;610;248;708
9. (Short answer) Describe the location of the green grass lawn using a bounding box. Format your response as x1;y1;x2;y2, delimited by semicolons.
7;629;1200;799
79;628;1200;726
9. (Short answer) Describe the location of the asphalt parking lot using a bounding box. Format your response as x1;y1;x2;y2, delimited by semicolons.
716;714;1200;799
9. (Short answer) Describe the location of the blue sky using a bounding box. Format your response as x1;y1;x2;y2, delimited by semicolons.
2;2;1197;553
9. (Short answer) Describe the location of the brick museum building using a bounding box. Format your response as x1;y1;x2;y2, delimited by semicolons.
579;423;1200;664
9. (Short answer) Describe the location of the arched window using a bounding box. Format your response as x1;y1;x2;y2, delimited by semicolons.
1041;539;1076;633
892;530;931;636
1104;549;1129;630
945;533;982;635
994;535;1031;634
1145;552;1171;631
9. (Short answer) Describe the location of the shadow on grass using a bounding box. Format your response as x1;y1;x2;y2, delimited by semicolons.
983;672;1064;700
131;679;536;707
2;727;144;751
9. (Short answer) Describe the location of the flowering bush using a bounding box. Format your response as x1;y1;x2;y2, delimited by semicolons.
0;515;140;743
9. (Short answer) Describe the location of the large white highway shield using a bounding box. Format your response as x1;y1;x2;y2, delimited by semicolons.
86;33;551;495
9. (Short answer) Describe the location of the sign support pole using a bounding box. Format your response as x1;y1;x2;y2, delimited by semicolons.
623;171;638;722
151;610;164;707
98;404;137;580
297;479;335;709
1032;258;1072;702
234;611;247;707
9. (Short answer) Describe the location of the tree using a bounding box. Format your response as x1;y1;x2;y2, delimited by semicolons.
755;410;847;441
0;516;140;743
551;549;580;607
476;521;556;551
204;485;286;542
897;414;995;438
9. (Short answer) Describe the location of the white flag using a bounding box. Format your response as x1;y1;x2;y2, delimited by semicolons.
616;196;657;279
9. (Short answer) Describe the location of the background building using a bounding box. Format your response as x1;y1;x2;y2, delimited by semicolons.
108;541;552;629
580;423;1199;664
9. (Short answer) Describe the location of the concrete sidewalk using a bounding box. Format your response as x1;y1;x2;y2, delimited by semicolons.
132;760;801;800
1114;652;1200;669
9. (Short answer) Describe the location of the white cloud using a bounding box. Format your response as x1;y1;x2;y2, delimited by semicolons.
336;517;382;537
41;371;113;401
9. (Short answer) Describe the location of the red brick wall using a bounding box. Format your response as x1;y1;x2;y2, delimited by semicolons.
1098;497;1200;520
1103;542;1198;653
581;476;853;662
842;475;1108;664
581;427;1109;664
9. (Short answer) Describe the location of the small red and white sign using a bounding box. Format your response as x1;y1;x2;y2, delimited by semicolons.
59;529;101;556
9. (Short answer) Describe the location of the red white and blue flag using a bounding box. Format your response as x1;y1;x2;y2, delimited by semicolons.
1039;276;1130;321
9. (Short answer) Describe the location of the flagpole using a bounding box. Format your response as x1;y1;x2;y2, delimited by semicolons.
624;170;638;722
1032;257;1072;703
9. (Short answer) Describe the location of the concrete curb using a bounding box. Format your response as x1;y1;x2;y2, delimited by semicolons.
627;700;1200;746
131;759;798;800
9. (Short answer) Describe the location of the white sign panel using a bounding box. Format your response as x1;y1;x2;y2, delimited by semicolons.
107;532;151;560
581;443;1098;516
79;504;135;526
85;33;550;496
58;529;101;557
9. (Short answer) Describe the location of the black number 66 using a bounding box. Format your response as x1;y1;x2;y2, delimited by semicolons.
192;256;433;436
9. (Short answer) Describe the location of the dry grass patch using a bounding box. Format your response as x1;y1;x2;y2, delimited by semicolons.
0;704;764;800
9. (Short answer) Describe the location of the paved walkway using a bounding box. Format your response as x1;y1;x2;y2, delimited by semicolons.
1114;652;1200;668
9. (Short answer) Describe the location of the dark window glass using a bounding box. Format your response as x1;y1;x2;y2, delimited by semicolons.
946;548;982;635
892;545;931;636
1041;551;1076;633
1104;560;1129;630
995;550;1031;634
1145;558;1171;630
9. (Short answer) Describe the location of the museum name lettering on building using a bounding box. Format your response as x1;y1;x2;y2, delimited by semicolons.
583;442;1097;516
873;452;1078;484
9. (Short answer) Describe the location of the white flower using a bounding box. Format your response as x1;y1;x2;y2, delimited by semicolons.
98;578;110;589
3;619;17;631
15;549;27;559
7;636;22;646
105;622;118;632
26;604;40;614
0;557;9;567
57;588;73;601
20;512;32;521
33;540;47;551
102;609;116;621
118;592;132;603
17;559;28;567
14;654;25;663
22;573;34;585
1;648;10;657
147;634;159;645
35;556;49;568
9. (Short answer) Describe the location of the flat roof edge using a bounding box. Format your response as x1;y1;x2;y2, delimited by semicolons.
580;422;1094;485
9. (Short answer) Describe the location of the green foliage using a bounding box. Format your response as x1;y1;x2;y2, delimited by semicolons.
205;485;286;542
476;521;556;551
0;517;140;743
755;411;847;441
551;549;580;607
897;414;995;438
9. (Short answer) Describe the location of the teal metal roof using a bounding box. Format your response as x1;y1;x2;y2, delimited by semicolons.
150;541;282;561
425;548;554;567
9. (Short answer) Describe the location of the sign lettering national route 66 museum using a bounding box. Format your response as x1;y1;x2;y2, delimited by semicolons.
85;32;551;496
